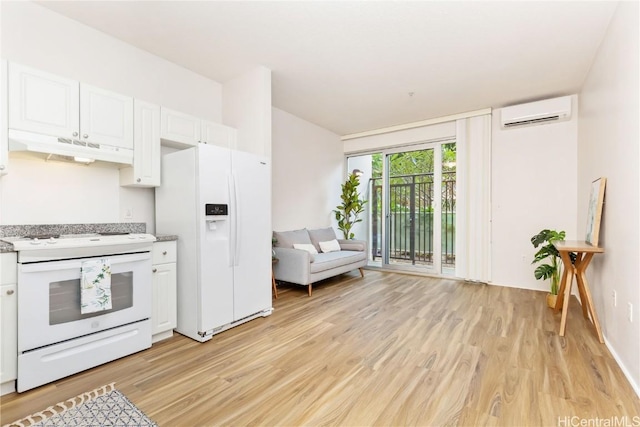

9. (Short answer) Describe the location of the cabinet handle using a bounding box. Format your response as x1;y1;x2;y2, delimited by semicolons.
162;251;167;255
83;134;89;139
137;178;141;183
0;165;5;171
73;131;79;137
6;289;14;295
152;268;157;273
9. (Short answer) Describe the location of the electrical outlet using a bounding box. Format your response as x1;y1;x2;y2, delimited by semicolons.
612;290;617;307
628;302;633;323
124;208;133;220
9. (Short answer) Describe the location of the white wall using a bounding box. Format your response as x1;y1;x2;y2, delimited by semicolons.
223;67;272;157
0;2;223;230
577;1;639;394
271;108;343;231
491;96;579;291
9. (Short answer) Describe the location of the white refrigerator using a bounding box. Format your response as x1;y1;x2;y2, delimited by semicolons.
155;144;272;342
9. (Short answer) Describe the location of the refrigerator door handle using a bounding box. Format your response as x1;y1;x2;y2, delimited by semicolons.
232;172;240;267
228;173;235;267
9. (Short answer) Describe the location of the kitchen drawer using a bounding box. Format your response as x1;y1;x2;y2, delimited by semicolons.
1;253;17;285
152;241;176;264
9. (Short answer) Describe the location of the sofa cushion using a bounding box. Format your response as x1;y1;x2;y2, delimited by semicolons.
310;250;367;273
319;239;341;253
308;227;337;252
273;229;312;248
293;243;318;255
338;239;366;252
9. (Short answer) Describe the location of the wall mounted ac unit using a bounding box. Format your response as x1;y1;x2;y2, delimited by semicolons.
501;96;572;129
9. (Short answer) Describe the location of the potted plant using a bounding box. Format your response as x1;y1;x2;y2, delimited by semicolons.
531;229;568;308
334;172;367;240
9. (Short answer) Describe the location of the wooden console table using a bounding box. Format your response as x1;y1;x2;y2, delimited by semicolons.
553;240;604;343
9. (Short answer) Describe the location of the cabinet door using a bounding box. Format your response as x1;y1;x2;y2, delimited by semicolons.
160;108;200;148
201;120;235;148
120;100;160;187
8;62;79;139
0;284;17;383
1;60;8;176
151;263;177;335
80;83;133;149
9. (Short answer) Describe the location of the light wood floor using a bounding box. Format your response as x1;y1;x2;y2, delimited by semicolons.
2;271;639;426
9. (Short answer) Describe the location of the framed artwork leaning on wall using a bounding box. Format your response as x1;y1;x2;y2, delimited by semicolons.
585;177;606;246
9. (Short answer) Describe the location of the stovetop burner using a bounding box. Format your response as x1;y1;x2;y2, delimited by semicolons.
3;233;157;254
22;234;61;240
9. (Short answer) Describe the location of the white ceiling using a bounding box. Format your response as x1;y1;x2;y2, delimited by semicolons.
38;1;618;136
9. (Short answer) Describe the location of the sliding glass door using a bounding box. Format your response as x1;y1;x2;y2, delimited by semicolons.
385;146;437;269
347;140;456;275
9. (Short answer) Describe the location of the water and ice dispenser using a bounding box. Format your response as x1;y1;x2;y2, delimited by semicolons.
205;203;228;230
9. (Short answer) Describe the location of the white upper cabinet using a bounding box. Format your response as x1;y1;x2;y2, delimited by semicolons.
120;100;161;187
202;120;237;150
161;107;236;149
1;60;8;176
8;63;133;150
80;83;133;149
160;108;201;148
8;63;79;139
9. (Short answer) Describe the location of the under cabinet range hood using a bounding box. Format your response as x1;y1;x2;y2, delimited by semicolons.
8;129;134;165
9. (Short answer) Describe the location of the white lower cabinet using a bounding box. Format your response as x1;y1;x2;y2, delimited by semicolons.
151;241;177;343
1;252;17;395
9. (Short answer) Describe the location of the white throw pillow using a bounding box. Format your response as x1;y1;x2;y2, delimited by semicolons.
319;239;341;253
293;243;318;255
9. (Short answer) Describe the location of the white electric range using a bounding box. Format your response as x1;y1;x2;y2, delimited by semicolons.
2;232;156;392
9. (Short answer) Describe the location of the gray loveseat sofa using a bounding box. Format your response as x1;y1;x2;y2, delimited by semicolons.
272;227;367;296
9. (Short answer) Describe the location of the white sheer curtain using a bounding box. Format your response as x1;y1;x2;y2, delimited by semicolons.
455;114;492;282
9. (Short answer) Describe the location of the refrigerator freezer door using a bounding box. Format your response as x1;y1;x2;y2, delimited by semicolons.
231;150;272;320
198;145;234;332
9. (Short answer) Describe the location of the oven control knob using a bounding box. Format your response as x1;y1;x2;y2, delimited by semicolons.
48;237;57;244
30;238;41;245
128;235;136;239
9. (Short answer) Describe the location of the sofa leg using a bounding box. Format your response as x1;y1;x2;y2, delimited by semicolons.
308;284;312;297
359;267;364;278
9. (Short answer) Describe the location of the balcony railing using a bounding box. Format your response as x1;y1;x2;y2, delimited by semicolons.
370;171;456;267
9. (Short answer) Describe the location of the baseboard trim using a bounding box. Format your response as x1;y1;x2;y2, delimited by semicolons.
603;336;640;399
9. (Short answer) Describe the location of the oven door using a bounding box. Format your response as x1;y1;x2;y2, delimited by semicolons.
18;252;151;352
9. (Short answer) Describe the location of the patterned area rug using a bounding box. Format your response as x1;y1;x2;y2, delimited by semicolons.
3;383;157;427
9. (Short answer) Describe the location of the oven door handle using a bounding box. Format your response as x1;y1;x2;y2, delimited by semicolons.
18;252;151;273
